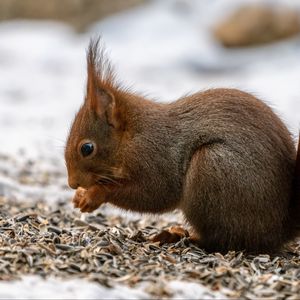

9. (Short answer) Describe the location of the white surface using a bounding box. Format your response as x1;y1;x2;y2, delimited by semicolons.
0;276;227;299
0;276;148;299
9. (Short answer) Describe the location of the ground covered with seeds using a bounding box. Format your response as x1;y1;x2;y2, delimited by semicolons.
0;155;300;299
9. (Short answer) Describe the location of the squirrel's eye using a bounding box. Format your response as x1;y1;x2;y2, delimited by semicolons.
80;142;94;157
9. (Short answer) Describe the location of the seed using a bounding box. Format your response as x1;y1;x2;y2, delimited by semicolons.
0;176;299;300
48;226;62;235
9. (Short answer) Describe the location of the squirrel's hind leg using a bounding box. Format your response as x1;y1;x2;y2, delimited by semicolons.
181;143;287;254
181;145;241;253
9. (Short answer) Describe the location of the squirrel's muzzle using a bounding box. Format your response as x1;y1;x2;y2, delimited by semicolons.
68;177;80;189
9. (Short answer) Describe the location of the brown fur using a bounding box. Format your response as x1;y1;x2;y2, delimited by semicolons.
65;38;300;253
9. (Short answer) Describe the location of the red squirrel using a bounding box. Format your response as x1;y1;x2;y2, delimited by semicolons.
65;38;300;253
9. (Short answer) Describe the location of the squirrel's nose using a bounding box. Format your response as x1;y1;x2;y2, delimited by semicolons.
68;178;79;189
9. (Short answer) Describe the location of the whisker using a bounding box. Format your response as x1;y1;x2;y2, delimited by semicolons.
93;173;122;186
92;169;129;180
98;165;124;172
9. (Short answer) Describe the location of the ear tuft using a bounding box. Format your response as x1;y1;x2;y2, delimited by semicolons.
86;37;116;98
85;37;123;130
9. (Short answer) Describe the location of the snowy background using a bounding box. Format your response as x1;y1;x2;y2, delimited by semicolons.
0;0;300;298
1;0;300;160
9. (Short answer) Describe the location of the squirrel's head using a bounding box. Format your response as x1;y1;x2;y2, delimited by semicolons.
65;38;125;189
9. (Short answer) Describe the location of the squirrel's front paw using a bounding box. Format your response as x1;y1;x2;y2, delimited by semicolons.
72;187;86;208
72;187;102;213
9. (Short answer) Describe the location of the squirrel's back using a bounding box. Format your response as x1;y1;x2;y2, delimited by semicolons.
170;88;296;176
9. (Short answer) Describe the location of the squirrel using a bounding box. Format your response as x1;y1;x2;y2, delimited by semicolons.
65;38;300;253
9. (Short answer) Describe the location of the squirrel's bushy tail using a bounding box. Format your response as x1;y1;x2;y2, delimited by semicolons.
290;133;300;235
294;134;300;201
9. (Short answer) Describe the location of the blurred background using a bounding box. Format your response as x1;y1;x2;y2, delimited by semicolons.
0;0;300;161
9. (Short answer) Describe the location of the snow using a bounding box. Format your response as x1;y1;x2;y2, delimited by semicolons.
0;276;227;299
0;276;148;299
0;0;300;298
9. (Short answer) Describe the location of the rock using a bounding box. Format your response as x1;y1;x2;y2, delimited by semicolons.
0;0;145;32
213;5;300;48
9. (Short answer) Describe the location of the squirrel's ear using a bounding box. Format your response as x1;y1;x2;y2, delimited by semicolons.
85;38;122;129
89;88;122;129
